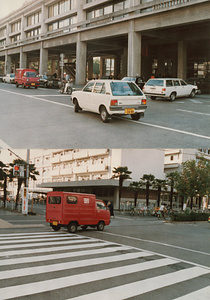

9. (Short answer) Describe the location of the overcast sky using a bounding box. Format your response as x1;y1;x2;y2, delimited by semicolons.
0;0;28;19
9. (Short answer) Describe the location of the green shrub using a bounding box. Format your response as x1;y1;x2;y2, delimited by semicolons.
171;212;210;222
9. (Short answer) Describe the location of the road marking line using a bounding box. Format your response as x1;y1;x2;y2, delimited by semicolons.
0;241;114;257
0;258;178;299
0;231;64;237
0;233;72;240
177;109;210;116
0;245;133;266
70;267;210;300
0;235;83;244
0;237;99;250
99;232;210;257
173;286;210;299
0;252;150;280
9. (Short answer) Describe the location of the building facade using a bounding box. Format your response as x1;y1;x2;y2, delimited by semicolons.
0;0;209;85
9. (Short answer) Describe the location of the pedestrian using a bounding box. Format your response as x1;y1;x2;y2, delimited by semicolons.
107;201;114;217
159;203;166;219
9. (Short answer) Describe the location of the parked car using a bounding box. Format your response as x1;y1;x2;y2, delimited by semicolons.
71;79;147;122
46;191;110;233
3;73;15;83
38;74;48;88
143;78;198;101
186;77;210;94
15;68;40;88
122;76;145;89
46;75;60;88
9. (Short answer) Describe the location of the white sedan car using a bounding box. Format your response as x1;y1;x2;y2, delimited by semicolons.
143;78;198;101
71;80;147;123
3;73;15;84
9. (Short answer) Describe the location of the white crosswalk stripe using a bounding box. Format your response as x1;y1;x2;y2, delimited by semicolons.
0;231;209;300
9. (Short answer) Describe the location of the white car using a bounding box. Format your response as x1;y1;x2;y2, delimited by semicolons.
3;73;15;84
143;78;198;101
71;80;147;123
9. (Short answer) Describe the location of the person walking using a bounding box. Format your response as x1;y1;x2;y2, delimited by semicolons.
107;201;115;218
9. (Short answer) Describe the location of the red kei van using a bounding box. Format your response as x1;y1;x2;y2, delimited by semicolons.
15;68;40;88
46;191;110;233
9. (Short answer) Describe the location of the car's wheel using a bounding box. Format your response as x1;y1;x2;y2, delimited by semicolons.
151;96;156;100
74;99;80;113
15;82;19;88
190;89;196;98
131;113;140;121
52;225;61;231
100;106;110;123
170;92;176;101
97;221;105;231
67;222;77;233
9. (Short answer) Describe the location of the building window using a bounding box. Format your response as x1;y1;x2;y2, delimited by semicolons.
27;11;41;26
0;27;6;38
48;0;76;18
11;20;21;33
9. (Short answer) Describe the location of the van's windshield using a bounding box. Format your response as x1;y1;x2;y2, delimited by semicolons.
25;72;36;78
110;82;143;96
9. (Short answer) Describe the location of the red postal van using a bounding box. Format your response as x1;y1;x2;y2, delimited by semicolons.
46;191;110;233
15;68;40;88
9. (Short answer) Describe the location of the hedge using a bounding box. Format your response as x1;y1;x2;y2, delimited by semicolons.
171;212;210;222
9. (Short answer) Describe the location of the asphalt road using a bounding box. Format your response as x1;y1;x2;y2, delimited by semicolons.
0;207;209;299
0;82;209;148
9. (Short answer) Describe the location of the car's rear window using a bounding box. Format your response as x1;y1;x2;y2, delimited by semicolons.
146;79;164;86
110;82;143;96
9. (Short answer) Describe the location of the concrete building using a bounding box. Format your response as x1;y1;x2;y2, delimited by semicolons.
0;0;209;85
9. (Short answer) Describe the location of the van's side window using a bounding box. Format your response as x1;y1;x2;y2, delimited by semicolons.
48;196;61;204
67;196;78;204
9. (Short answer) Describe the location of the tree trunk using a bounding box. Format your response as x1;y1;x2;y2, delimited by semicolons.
198;196;202;209
118;178;123;211
3;175;7;208
146;183;149;207
134;191;138;207
169;185;174;209
190;196;193;210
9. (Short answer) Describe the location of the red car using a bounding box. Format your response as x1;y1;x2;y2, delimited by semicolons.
46;191;110;233
15;68;40;88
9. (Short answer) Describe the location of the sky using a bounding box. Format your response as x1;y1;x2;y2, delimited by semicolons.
0;0;29;19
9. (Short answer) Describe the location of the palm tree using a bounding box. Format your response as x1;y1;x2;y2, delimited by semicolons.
129;181;143;207
112;166;132;210
153;178;167;208
140;174;155;208
8;159;39;210
0;161;9;208
166;172;178;209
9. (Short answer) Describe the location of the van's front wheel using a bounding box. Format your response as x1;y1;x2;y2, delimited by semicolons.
68;222;77;233
97;221;105;231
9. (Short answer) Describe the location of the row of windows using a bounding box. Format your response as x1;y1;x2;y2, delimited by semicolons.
48;0;77;18
0;40;5;46
27;11;41;27
0;27;6;38
86;0;129;20
11;35;20;43
26;27;41;38
11;21;21;33
48;15;77;31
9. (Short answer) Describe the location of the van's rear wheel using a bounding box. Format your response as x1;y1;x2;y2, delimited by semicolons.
52;225;61;231
97;221;105;231
16;82;19;88
170;92;176;101
68;222;77;233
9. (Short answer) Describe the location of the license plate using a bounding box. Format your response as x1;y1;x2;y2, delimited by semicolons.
53;221;58;226
125;108;134;114
31;83;35;86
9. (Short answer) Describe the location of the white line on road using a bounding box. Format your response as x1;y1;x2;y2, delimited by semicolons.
173;286;210;300
70;267;210;300
177;109;210;116
100;232;210;257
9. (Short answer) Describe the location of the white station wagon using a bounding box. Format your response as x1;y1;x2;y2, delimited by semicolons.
71;80;147;123
143;78;198;101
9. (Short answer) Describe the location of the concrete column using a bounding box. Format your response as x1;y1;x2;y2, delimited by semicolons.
114;55;121;79
6;23;10;45
20;47;27;68
100;58;106;78
5;53;11;74
121;48;127;78
177;41;187;79
39;43;48;75
128;21;142;76
21;15;27;41
40;3;48;35
88;57;93;80
77;0;86;23
76;34;87;84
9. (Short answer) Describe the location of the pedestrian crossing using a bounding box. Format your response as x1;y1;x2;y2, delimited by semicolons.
0;231;209;299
